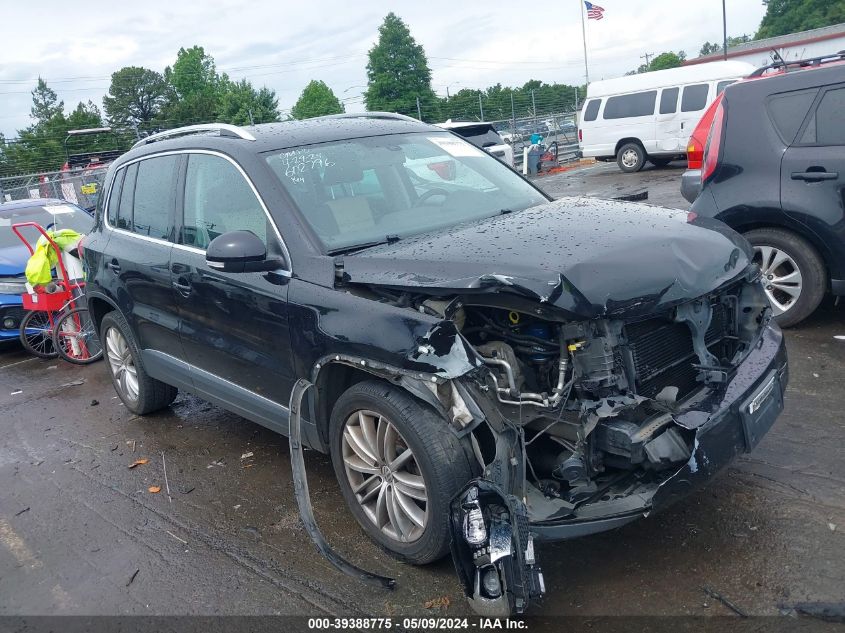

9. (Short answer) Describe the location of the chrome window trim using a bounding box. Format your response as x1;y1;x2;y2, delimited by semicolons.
103;149;293;274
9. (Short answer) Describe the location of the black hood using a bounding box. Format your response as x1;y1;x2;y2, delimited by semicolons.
340;197;750;319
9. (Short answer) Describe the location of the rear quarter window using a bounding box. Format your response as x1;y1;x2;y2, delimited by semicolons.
603;91;657;119
583;99;601;122
800;87;845;146
767;88;819;144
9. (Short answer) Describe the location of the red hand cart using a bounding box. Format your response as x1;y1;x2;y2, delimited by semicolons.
11;221;102;364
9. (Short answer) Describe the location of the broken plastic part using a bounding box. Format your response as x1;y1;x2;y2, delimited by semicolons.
288;378;396;590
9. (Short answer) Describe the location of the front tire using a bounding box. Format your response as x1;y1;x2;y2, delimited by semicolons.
101;311;177;414
617;142;646;172
329;380;475;564
744;228;826;328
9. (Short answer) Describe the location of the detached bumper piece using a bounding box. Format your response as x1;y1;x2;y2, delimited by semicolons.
450;481;545;617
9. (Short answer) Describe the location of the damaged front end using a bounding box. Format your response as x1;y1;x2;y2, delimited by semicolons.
340;265;787;615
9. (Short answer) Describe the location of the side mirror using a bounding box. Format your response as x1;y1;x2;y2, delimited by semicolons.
206;230;283;273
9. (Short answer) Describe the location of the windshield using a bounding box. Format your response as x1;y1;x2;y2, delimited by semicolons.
0;202;93;249
264;132;546;252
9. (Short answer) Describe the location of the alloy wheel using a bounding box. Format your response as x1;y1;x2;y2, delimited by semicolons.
753;245;803;316
341;409;429;543
105;327;139;401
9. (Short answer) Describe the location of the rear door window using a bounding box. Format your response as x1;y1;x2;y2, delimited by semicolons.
583;99;601;121
659;87;679;114
681;84;709;112
603;91;657;119
132;155;179;240
800;87;845;146
767;88;818;144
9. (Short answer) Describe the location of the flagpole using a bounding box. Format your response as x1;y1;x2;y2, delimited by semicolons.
580;1;590;84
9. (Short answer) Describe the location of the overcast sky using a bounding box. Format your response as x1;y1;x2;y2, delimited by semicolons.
0;0;767;137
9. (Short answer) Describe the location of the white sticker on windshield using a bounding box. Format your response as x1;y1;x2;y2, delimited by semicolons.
427;136;484;158
42;204;76;215
0;217;10;226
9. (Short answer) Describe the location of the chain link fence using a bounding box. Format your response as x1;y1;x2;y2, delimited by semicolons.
0;166;108;210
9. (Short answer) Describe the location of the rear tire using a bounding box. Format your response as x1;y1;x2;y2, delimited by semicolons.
744;228;826;328
101;311;177;414
617;142;646;173
19;310;58;359
329;380;475;565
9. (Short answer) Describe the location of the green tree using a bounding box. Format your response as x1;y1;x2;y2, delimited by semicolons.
103;66;170;128
291;80;344;119
649;51;686;71
699;35;752;57
160;46;221;126
364;13;440;120
217;78;281;125
756;0;845;39
30;77;64;127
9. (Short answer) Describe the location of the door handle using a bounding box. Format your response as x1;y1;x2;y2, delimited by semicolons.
791;170;839;181
106;260;121;274
172;279;192;297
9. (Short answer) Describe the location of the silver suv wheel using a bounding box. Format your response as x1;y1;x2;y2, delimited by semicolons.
341;409;429;543
753;245;803;316
105;326;139;402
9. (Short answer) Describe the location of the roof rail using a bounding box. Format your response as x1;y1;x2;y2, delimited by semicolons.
749;50;845;77
322;112;420;123
132;123;256;149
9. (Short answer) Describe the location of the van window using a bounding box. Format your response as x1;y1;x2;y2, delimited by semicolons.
583;99;601;122
603;91;656;119
681;84;709;112
659;88;679;114
132;155;179;240
767;89;818;144
717;80;736;95
800;87;845;146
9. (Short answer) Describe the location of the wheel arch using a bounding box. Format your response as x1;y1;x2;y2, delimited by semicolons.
717;212;834;288
86;293;120;335
615;137;645;155
310;356;476;451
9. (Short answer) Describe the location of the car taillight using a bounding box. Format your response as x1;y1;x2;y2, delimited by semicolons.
578;129;583;142
687;138;704;170
701;100;725;183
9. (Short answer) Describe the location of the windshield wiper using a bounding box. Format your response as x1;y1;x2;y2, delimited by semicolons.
498;208;514;215
327;235;402;256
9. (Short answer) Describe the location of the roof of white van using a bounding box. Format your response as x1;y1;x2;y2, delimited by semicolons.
586;61;756;99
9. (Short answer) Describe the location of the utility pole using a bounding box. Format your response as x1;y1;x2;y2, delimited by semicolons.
640;52;654;69
478;93;484;121
416;97;422;121
510;92;516;135
722;0;728;60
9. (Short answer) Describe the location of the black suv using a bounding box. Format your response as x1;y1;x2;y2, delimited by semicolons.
691;54;845;327
83;115;787;616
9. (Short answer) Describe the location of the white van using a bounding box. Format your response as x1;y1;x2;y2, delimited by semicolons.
578;61;754;172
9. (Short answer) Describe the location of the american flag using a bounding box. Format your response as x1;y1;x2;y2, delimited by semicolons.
585;1;605;20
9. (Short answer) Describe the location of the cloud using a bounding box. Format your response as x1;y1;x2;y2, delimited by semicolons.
0;0;767;137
